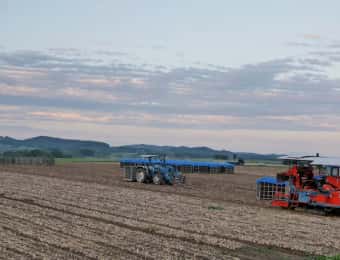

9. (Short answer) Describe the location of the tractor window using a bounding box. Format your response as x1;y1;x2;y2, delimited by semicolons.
315;166;327;176
325;167;332;176
317;166;327;176
331;167;340;177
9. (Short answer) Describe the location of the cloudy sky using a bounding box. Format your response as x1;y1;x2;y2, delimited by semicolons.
1;0;340;155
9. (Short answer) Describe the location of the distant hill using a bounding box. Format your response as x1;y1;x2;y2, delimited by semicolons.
111;144;281;161
0;136;111;157
0;136;282;160
111;144;234;159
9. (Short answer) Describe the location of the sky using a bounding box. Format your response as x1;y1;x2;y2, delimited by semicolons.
1;0;340;155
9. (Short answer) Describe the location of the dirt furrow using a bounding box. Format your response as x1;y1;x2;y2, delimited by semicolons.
0;207;154;259
0;244;34;260
0;190;314;259
0;210;150;260
0;192;248;252
0;222;98;260
0;224;82;260
0;172;334;255
0;167;261;207
0;165;338;258
0;197;238;259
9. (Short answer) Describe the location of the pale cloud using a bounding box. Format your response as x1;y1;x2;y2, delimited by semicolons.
302;34;321;40
262;115;312;122
169;83;193;95
129;78;145;86
77;78;121;86
29;111;112;123
0;47;340;154
151;44;166;51
59;87;119;103
253;89;281;97
163;114;240;126
287;42;315;48
329;43;340;49
3;105;338;133
0;67;47;79
0;84;41;96
95;50;128;57
0;105;21;111
48;48;83;57
260;115;340;131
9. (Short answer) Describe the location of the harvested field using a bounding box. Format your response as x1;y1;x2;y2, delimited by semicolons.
0;163;339;259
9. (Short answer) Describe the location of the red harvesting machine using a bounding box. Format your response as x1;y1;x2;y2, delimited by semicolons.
256;155;340;214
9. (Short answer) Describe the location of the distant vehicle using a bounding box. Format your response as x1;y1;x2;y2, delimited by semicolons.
228;158;245;166
256;154;340;214
121;155;185;185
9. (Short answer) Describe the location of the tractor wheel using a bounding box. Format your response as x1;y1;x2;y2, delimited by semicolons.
153;173;164;185
136;168;147;183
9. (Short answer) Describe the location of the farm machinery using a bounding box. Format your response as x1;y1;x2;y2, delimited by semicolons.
256;155;340;213
120;155;185;185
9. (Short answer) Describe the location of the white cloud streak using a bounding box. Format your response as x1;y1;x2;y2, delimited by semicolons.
0;45;340;153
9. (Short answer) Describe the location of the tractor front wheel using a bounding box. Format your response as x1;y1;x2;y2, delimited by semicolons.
136;168;147;183
153;173;164;185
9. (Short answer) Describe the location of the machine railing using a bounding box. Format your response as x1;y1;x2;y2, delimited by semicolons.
256;178;287;200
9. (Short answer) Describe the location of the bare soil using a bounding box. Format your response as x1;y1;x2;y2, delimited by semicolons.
0;163;338;259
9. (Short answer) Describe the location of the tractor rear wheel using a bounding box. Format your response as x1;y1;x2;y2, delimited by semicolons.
153;173;164;185
136;168;147;183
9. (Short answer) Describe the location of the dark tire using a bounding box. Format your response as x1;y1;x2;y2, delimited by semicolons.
288;204;296;210
324;207;333;216
153;173;164;185
136;168;147;183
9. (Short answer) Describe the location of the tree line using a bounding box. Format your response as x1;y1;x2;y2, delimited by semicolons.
1;148;96;158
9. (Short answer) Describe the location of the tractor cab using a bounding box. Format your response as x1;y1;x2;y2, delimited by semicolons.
311;158;340;191
276;155;317;190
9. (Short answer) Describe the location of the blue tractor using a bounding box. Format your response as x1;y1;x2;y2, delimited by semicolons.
121;155;185;185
